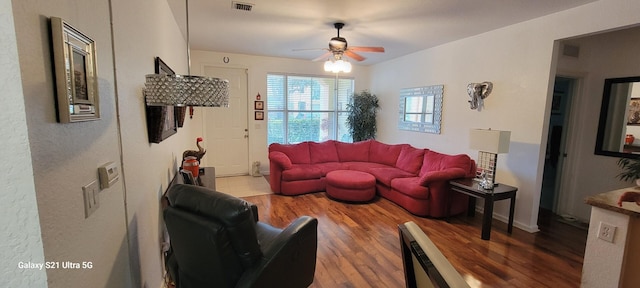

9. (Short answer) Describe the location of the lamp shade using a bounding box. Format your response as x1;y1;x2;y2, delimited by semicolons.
469;129;511;154
144;74;230;107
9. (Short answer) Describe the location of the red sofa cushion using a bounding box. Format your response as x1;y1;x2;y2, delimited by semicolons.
419;167;467;185
420;150;472;176
314;162;349;176
309;140;339;163
395;146;425;174
390;177;430;200
345;161;391;173
269;142;311;164
369;167;416;187
281;164;322;181
269;151;292;169
336;140;371;162
369;141;405;166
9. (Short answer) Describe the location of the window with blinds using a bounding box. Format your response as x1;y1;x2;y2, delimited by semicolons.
267;74;354;144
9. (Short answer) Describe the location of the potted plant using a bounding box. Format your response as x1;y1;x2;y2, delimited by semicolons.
617;158;640;185
346;90;379;142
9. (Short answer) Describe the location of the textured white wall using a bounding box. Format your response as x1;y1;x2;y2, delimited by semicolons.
11;0;133;286
110;0;200;287
0;0;47;286
190;50;371;175
369;0;640;231
582;207;629;287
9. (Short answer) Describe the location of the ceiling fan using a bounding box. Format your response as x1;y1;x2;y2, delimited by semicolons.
298;22;385;63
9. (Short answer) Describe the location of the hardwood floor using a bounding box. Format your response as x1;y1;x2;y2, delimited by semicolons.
243;193;587;288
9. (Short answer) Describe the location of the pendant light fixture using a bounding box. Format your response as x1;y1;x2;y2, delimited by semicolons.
144;0;229;107
324;54;352;73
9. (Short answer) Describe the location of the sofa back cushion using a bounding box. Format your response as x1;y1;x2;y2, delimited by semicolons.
309;141;339;163
420;150;472;176
395;146;426;174
369;141;405;166
269;142;311;164
336;140;371;162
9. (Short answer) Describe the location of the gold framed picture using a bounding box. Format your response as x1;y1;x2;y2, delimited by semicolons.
50;17;100;123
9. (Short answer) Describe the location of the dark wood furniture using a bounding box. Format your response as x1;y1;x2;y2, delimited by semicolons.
449;178;517;240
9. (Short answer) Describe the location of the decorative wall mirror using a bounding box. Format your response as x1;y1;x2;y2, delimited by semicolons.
50;17;100;123
398;85;443;134
595;76;640;158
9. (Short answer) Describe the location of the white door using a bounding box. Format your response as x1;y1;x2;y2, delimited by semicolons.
201;66;249;176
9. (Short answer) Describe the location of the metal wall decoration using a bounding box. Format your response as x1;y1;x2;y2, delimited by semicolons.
398;85;443;134
50;17;100;123
467;81;493;110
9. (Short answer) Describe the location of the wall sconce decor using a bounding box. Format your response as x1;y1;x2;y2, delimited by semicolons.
469;128;511;189
467;81;493;110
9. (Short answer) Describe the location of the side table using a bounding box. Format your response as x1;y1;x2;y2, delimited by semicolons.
449;178;517;240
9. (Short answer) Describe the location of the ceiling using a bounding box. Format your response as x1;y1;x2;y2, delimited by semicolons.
168;0;596;65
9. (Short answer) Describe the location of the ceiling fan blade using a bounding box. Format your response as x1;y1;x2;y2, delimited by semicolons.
345;50;366;62
349;46;385;53
312;51;333;62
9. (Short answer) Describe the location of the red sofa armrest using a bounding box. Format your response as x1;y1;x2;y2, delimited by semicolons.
269;151;293;169
419;167;466;186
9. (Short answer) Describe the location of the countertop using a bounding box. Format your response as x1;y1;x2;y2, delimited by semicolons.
585;187;640;217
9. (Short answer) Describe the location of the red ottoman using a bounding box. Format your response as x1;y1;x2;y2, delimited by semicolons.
326;170;376;202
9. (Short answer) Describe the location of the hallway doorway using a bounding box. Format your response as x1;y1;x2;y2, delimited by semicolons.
540;77;575;215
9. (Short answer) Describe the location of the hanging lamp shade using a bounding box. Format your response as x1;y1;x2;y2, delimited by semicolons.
143;0;230;107
144;74;230;107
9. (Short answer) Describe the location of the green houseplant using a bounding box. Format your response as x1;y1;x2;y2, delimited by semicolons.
346;90;380;142
617;158;640;184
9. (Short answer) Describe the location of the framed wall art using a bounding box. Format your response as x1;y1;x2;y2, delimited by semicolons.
146;57;178;143
255;100;264;110
255;111;264;120
50;17;100;123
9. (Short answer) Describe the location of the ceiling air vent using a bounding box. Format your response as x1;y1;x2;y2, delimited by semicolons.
232;1;253;12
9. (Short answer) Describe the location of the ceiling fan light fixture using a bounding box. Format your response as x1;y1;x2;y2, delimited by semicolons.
324;58;352;73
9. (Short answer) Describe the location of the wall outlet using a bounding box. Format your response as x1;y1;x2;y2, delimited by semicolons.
597;222;616;243
82;180;100;218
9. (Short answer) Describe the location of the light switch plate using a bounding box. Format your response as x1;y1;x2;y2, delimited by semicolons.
82;180;99;218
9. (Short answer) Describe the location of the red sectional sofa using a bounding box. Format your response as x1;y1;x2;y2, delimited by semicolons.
268;140;476;218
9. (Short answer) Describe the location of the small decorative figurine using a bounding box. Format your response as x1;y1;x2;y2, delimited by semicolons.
183;137;206;163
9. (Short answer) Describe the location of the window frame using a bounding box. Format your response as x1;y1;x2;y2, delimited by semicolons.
267;73;355;144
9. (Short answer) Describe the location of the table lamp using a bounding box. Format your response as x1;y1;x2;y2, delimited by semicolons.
469;129;511;189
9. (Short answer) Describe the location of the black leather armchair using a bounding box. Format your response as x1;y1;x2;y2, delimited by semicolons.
163;184;318;288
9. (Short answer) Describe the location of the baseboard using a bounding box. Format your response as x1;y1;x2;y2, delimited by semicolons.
474;207;539;233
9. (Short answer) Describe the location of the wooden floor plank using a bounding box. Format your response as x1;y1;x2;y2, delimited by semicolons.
243;193;586;288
